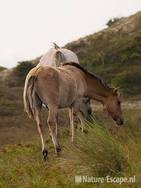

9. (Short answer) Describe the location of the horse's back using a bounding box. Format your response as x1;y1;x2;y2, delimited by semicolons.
36;66;75;92
59;49;79;64
34;66;77;107
37;48;79;67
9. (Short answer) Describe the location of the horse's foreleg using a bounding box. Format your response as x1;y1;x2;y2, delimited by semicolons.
69;108;74;142
35;110;48;160
47;107;61;154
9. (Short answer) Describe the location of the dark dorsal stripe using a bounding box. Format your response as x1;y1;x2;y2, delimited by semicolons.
63;62;110;89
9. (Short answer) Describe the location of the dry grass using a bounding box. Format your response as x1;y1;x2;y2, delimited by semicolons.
0;106;141;187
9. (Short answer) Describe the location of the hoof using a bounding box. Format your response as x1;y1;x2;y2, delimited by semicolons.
80;127;88;134
83;129;88;134
42;149;48;161
56;146;61;153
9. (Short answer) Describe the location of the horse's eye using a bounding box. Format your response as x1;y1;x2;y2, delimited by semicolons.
118;101;121;105
83;97;90;104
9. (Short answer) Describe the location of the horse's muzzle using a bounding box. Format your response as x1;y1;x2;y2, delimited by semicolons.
116;117;124;126
88;108;92;115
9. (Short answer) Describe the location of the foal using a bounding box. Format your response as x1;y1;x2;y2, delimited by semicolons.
37;43;92;131
23;63;123;160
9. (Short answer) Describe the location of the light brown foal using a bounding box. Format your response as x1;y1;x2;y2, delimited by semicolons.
37;43;92;133
23;62;123;160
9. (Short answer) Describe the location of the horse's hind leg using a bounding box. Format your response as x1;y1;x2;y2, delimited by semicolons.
78;113;85;132
47;106;61;154
69;108;75;142
69;104;80;142
35;109;48;160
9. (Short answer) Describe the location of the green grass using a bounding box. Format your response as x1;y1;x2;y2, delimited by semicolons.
0;109;141;188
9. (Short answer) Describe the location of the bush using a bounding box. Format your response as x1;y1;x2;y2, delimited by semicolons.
14;61;35;85
111;71;141;96
0;66;7;72
106;17;120;27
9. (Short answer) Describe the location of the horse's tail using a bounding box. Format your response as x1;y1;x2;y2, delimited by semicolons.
23;67;42;119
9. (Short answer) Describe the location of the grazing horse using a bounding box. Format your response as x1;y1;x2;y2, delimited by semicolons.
37;43;79;67
37;43;92;132
23;62;123;160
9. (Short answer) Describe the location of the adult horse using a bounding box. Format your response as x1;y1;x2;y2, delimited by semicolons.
37;43;92;131
23;62;123;160
37;43;79;67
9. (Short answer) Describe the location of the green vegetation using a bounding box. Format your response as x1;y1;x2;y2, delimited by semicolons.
14;61;35;85
0;73;141;187
0;11;141;188
0;66;6;72
66;11;141;98
111;71;141;95
106;17;121;27
0;109;141;187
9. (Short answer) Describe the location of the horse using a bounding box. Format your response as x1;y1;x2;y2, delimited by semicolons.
37;43;92;132
37;43;79;67
23;62;123;160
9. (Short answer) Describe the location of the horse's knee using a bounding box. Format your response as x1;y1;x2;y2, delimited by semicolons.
47;117;56;126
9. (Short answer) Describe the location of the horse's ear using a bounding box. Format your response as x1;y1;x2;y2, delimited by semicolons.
53;43;60;49
55;51;66;66
113;88;120;96
113;88;118;96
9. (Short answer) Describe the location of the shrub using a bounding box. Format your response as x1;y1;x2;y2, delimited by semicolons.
0;66;7;72
111;71;141;96
106;17;120;27
14;61;35;85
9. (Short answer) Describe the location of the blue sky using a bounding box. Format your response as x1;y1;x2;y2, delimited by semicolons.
0;0;141;68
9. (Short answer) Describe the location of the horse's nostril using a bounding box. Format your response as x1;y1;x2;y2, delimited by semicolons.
120;119;124;125
116;118;124;125
88;109;92;115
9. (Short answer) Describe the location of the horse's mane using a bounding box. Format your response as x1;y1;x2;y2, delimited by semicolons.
63;62;110;89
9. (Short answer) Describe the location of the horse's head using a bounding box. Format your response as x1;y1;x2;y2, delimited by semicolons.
79;97;92;121
104;88;124;126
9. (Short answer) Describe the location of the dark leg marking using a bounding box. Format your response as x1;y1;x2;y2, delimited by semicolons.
42;149;48;161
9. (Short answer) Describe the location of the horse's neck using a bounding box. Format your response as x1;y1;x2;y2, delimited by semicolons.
86;76;112;103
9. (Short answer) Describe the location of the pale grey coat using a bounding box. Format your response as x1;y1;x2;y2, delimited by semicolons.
37;44;79;67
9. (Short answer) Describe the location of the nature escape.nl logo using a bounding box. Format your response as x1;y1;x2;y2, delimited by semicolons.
75;175;136;184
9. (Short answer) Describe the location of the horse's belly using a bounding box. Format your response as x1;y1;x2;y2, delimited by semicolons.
58;88;75;108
